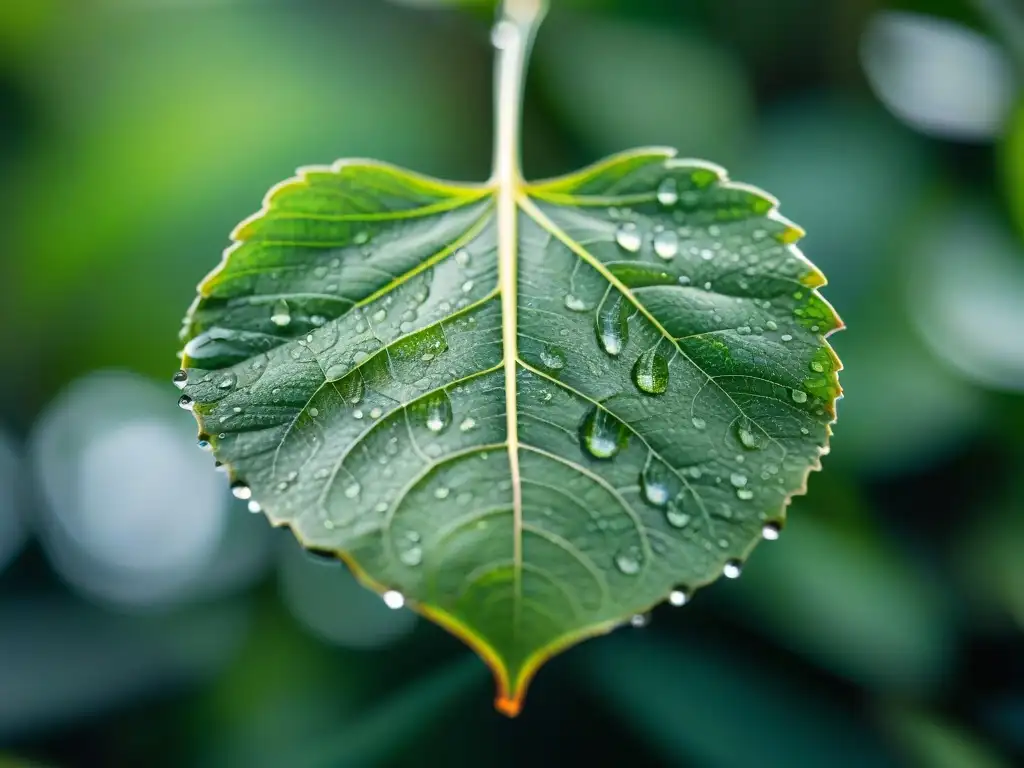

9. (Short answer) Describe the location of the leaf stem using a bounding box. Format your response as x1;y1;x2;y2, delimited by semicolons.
492;0;545;712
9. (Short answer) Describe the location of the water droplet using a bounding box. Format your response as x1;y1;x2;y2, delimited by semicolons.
454;248;471;266
730;472;747;488
353;409;364;420
564;294;588;312
781;334;793;342
736;488;754;500
539;345;567;372
197;435;211;451
700;249;714;260
668;588;689;607
370;407;382;419
810;361;825;373
423;395;452;433
400;545;423;566
791;389;807;403
723;560;743;579
596;294;629;356
382;590;405;609
691;417;706;430
247;500;262;514
434;487;450;500
580;407;629;460
653;229;679;260
632;348;669;395
271;299;291;327
762;522;781;540
614;222;642;253
231;481;252;500
614;550;642;575
629;613;649;628
461;280;474;293
172;370;188;389
459;417;476;432
309;407;320;417
354;230;370;245
345;482;361;499
666;502;691;529
372;308;387;323
800;426;810;435
656;177;679;206
735;421;762;450
178;395;195;411
640;464;671;507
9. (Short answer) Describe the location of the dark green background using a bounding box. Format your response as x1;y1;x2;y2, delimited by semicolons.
1;0;1022;766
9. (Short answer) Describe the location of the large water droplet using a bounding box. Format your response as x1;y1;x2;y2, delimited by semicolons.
668;587;690;607
729;472;748;488
691;416;706;430
400;545;423;566
564;294;588;312
271;299;292;327
580;407;629;460
762;522;781;540
596;293;629;356
614;222;642;253
382;590;405;609
640;463;672;507
454;248;471;267
178;395;194;411
632;348;669;395
666;501;691;528
791;389;808;403
657;177;679;206
424;394;452;434
735;420;762;450
247;500;262;514
614;549;642;575
723;560;743;579
539;345;567;372
653;229;679;260
172;370;188;389
231;481;252;500
345;482;361;499
459;417;476;432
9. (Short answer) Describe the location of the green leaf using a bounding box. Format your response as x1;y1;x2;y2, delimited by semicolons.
175;1;842;717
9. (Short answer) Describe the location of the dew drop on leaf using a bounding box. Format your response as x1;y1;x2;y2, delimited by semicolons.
656;177;679;206
564;294;588;312
172;370;188;389
653;229;679;260
423;394;452;434
231;481;252;500
640;463;671;507
580;407;629;460
614;549;642;575
665;502;691;529
730;472;747;488
539;345;567;372
632;348;669;395
382;590;405;609
270;299;292;327
178;395;194;411
735;420;762;450
247;500;262;514
723;560;743;579
668;588;689;607
791;389;808;403
400;545;423;566
614;222;642;253
691;416;706;430
762;522;781;540
629;613;649;628
596;293;629;356
345;482;361;499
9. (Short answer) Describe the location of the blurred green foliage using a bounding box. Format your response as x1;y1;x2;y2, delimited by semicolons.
0;0;1022;766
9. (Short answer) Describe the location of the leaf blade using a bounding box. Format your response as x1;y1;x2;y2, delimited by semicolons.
176;148;842;717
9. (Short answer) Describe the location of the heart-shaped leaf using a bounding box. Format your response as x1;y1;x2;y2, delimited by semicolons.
175;1;842;716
